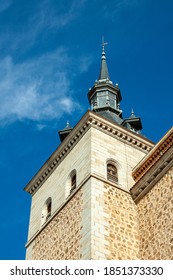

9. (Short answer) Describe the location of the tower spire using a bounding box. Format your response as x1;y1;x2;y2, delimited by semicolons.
88;38;122;124
98;37;110;81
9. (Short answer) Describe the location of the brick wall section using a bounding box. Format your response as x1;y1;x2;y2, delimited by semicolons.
32;189;83;260
137;166;173;259
91;177;140;259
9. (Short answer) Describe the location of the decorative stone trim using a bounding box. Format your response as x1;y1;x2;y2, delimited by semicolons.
132;128;173;183
87;111;154;152
24;110;154;196
24;114;91;195
131;145;173;203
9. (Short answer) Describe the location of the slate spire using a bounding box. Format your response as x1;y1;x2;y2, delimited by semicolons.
88;38;123;124
98;37;110;81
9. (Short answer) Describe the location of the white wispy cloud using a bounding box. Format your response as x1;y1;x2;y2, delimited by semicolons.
33;0;86;30
78;56;93;73
0;0;87;53
0;0;91;127
103;0;139;18
0;48;81;126
0;0;12;13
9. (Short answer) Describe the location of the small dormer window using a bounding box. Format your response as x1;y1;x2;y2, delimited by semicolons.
107;163;118;183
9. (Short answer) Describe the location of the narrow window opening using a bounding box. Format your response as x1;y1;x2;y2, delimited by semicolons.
107;163;118;183
46;200;52;221
41;197;52;226
70;173;76;193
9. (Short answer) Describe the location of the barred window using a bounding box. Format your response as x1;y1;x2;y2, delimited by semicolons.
107;163;118;183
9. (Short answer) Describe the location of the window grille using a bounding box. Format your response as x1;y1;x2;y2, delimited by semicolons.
107;163;118;183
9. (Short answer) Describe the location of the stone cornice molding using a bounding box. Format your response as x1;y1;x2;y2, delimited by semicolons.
132;127;173;183
88;111;154;151
24;110;154;196
24;111;91;195
130;145;173;204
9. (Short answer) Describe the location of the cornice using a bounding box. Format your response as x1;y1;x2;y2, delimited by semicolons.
132;127;173;183
130;145;173;204
88;111;154;152
24;111;91;195
24;110;154;196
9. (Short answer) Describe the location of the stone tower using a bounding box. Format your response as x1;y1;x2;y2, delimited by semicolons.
24;42;155;259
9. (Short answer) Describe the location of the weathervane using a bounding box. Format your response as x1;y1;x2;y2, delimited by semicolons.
102;36;108;51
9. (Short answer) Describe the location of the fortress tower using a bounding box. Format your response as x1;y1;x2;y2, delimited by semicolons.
25;42;173;260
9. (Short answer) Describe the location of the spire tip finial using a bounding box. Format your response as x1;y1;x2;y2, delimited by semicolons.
66;120;70;128
98;37;110;80
102;36;108;55
130;109;136;118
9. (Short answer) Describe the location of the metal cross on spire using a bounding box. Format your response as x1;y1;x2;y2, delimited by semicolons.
101;36;108;60
102;36;108;51
98;36;110;80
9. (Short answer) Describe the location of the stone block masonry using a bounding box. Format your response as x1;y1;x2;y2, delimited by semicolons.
137;166;173;259
26;166;173;260
25;112;156;260
28;178;141;260
91;177;140;260
31;189;83;260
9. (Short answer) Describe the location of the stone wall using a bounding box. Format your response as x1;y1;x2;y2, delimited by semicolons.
27;129;91;241
31;189;83;259
91;127;147;192
103;184;140;259
91;177;140;259
137;166;173;259
27;176;141;260
26;122;152;260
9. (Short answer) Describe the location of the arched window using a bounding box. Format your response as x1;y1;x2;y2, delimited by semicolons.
41;197;52;226
71;173;76;190
70;170;76;193
107;163;118;183
65;169;77;198
46;199;52;221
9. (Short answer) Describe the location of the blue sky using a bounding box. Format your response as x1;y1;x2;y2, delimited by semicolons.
0;0;172;259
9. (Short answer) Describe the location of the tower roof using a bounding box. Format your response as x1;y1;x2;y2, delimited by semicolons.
87;40;145;135
98;38;110;81
58;121;73;142
121;109;142;132
88;38;122;125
